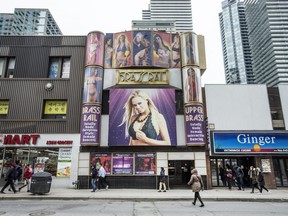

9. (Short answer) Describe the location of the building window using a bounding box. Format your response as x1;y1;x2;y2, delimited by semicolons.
42;100;67;119
0;100;9;118
48;57;70;78
0;57;15;78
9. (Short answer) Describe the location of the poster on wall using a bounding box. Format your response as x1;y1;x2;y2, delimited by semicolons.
56;148;72;177
182;67;202;104
104;33;113;68
135;153;156;175
152;31;171;68
113;31;132;68
82;66;103;104
90;153;112;174
171;33;181;68
112;153;133;174
132;31;152;66
261;159;271;173
108;88;177;146
180;32;199;67
85;31;104;66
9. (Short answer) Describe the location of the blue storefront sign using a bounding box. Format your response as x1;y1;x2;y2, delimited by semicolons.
212;131;288;154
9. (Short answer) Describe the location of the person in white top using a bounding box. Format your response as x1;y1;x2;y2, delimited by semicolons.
98;165;109;190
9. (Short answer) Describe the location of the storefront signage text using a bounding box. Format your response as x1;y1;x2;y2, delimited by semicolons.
2;134;40;145
46;140;73;145
213;132;288;154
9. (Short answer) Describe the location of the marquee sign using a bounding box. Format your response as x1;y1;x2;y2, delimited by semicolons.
116;69;169;85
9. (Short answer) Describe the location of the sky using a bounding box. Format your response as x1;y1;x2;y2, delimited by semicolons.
0;0;225;86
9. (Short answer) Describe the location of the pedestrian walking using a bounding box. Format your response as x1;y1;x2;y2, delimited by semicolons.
18;164;33;192
90;165;98;192
250;167;260;193
0;162;17;194
219;165;227;186
226;168;233;190
233;164;244;191
257;168;269;194
98;164;109;190
188;168;204;207
158;167;166;192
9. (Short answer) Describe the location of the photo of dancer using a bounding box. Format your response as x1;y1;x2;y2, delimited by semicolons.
108;88;177;146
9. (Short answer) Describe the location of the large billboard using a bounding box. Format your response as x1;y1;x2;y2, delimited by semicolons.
212;131;288;154
108;88;177;146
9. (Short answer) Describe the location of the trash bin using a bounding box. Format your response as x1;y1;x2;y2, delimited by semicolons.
30;172;52;194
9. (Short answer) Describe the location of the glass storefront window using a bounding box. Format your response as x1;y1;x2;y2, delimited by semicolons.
0;148;59;177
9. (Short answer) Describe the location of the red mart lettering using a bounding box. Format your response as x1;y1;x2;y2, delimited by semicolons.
3;134;40;145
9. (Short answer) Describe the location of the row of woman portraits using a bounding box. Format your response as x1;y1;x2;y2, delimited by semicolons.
85;30;199;69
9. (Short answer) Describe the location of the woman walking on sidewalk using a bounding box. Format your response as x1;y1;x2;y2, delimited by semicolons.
257;168;269;194
18;164;32;192
188;168;204;207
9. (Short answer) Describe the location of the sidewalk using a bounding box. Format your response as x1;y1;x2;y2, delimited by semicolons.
1;187;288;202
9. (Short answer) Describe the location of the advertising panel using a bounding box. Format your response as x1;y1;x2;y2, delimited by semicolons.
132;31;152;66
85;31;104;66
152;31;171;68
171;33;181;68
185;104;205;145
213;132;288;154
56;148;72;177
112;153;133;174
90;153;112;174
180;32;199;67
83;66;103;103
113;31;132;68
108;88;177;146
135;153;156;175
80;104;101;145
182;66;202;104
104;33;113;68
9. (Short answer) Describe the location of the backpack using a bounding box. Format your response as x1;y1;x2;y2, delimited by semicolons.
91;169;98;178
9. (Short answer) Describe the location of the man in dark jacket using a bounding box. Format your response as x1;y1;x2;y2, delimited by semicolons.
0;162;17;194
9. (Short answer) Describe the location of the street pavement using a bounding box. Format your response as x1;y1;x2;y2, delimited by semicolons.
1;186;288;202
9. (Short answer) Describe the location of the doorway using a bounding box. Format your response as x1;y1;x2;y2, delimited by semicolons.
210;157;254;187
273;158;288;187
168;160;194;189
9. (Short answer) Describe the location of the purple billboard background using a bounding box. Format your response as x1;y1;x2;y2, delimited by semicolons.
185;104;205;145
108;88;177;146
80;104;101;145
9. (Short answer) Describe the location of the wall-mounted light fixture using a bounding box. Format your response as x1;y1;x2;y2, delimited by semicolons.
45;82;54;91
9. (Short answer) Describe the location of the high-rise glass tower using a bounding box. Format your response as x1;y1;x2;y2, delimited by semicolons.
0;8;62;36
219;0;254;84
244;0;288;87
141;0;193;32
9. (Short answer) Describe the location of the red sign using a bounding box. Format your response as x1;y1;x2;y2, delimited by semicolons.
3;134;40;145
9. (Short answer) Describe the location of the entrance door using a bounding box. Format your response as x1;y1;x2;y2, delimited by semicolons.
210;158;254;187
273;158;288;187
168;160;194;189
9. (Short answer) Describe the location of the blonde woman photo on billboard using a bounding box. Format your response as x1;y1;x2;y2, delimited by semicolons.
119;90;171;146
86;33;101;65
114;34;131;67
